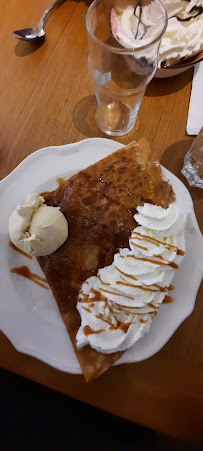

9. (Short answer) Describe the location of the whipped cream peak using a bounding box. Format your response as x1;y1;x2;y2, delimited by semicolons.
76;202;186;354
113;3;164;49
137;203;175;219
135;203;186;236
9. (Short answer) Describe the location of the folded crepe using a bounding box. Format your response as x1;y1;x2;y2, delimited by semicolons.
37;140;175;381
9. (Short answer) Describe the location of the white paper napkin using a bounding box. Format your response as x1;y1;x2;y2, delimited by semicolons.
187;62;203;136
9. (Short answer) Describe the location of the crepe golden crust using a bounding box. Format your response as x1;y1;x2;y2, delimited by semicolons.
37;140;175;381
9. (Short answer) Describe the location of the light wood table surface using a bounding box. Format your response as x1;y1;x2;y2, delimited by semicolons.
0;0;202;441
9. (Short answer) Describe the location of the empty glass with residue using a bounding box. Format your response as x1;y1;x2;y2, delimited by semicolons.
86;0;168;136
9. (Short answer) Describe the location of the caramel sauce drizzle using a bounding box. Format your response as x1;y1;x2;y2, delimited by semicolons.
99;287;134;300
95;315;117;329
99;275;110;286
117;275;168;294
84;318;132;337
9;241;32;260
80;288;100;303
57;177;65;187
130;241;148;251
147;303;158;309
158;255;179;269
153;284;168;292
116;280;166;293
81;278;174;336
81;298;97;304
10;266;49;290
163;295;174;304
126;253;179;269
115;303;142;310
80;288;101;303
82;307;91;313
116;307;155;315
84;325;105;336
81;279;172;335
115;266;137;281
116;322;131;333
80;232;179;337
82;287;159;334
95;314;135;334
106;301;115;314
81;290;115;316
113;317;137;332
89;287;106;301
90;287;100;296
131;231;184;256
168;284;174;291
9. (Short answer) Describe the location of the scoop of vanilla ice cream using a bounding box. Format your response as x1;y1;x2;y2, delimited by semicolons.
9;193;68;256
29;204;68;256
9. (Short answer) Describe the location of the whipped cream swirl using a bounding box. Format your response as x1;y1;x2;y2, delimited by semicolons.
76;203;186;354
113;4;164;48
160;0;203;66
111;1;203;67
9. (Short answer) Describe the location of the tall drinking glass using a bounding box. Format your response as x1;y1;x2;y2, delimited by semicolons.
86;0;167;136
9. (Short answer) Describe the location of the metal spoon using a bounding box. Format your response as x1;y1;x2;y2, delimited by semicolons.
12;0;65;41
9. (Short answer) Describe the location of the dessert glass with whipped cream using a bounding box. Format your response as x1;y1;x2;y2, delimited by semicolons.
110;0;203;69
76;203;186;354
159;0;203;67
86;0;167;136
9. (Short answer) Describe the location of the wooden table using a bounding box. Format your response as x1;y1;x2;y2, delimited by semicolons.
0;0;202;441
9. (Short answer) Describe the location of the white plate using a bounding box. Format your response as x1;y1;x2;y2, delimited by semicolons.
0;138;202;374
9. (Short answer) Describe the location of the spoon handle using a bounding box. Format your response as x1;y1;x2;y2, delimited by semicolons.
40;0;66;27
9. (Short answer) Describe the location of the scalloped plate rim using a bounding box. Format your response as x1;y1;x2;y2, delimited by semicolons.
0;138;202;375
